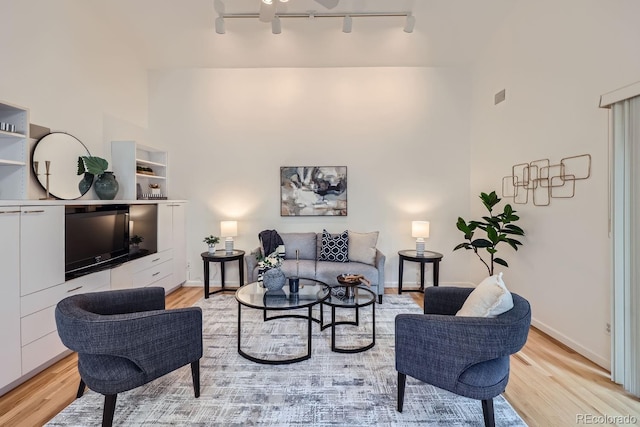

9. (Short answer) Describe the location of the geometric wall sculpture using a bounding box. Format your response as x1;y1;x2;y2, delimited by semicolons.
502;154;591;206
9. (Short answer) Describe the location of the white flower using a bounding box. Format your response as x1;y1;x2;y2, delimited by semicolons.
258;251;283;270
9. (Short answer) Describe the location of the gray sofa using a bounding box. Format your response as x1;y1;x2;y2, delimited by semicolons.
246;231;386;303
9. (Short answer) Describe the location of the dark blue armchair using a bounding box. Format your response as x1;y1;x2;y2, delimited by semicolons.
55;287;203;427
395;286;531;427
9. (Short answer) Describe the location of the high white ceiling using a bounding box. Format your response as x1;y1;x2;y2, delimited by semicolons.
91;0;517;69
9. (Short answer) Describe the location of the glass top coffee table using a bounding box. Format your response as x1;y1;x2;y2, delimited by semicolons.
321;286;376;353
235;278;330;364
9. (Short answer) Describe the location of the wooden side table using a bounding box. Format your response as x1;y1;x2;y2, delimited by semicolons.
201;249;245;298
398;250;443;294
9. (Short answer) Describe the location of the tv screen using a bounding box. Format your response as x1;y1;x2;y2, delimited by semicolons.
65;205;130;278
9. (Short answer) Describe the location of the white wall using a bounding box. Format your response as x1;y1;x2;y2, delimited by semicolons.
469;0;640;369
0;0;148;165
148;67;474;287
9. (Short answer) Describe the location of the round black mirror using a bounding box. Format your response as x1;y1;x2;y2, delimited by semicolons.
32;132;93;200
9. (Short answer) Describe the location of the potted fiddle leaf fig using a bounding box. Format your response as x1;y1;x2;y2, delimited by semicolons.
453;191;525;276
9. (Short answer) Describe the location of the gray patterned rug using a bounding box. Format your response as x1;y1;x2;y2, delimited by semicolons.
47;293;527;426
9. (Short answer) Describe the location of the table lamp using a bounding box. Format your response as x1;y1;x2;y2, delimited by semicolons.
220;220;238;253
411;221;430;256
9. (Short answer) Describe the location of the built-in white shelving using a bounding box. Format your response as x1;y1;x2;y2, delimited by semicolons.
0;102;30;199
112;140;169;200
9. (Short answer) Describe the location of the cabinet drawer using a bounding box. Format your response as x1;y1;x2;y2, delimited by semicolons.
133;259;172;288
21;284;110;346
21;331;68;375
21;305;55;346
129;249;172;274
21;270;110;317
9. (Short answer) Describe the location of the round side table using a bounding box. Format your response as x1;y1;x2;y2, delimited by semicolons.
201;249;245;298
397;250;443;294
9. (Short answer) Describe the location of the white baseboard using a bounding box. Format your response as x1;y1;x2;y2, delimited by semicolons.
532;318;610;370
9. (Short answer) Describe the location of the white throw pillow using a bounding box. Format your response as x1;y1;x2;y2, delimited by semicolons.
456;272;514;317
348;231;379;266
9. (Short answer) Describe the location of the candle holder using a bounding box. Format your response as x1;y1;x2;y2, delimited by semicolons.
35;160;55;200
289;249;300;293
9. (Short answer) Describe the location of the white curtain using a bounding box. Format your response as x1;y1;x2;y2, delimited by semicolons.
607;93;640;396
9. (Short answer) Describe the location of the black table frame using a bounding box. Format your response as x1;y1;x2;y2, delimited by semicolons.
236;281;330;365
201;250;245;299
320;287;376;353
398;250;443;294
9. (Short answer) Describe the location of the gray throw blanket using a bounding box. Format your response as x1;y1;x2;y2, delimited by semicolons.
258;229;284;257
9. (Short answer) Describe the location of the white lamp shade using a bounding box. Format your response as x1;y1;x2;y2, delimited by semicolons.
411;221;430;239
220;220;238;237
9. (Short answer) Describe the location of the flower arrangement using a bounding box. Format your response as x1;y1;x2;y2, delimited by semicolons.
258;251;283;270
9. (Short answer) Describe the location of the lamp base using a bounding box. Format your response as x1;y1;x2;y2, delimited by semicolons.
415;239;425;256
225;238;234;253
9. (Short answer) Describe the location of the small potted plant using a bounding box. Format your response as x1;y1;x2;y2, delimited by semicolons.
203;235;220;253
130;235;144;253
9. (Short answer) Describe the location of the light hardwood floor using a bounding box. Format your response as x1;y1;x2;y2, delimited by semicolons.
1;286;638;427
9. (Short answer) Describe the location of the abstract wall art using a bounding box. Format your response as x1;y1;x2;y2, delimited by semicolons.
280;166;347;216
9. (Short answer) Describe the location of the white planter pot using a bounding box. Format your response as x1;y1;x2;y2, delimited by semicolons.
208;245;216;254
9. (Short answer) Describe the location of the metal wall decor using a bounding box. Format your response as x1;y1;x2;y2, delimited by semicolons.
502;154;591;206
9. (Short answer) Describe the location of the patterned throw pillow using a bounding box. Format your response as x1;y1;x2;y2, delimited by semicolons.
319;229;349;262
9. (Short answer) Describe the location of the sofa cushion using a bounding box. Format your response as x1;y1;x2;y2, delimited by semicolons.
456;272;514;317
319;229;349;262
281;259;316;280
280;233;317;260
348;231;379;266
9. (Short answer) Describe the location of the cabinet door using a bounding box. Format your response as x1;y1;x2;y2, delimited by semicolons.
157;202;173;252
20;205;65;296
0;208;22;387
171;203;187;284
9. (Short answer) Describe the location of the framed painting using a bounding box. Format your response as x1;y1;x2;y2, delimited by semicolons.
280;166;347;216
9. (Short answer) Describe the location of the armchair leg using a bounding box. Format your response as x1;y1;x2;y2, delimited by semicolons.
191;360;201;398
102;394;117;427
76;379;86;398
397;372;406;412
481;398;495;427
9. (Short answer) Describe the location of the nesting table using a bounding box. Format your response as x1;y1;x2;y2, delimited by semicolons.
235;279;330;365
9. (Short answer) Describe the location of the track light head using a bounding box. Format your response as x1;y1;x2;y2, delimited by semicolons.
272;16;282;34
342;14;352;33
403;13;415;33
215;16;225;34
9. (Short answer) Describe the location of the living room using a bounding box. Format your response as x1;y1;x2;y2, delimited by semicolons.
1;0;640;425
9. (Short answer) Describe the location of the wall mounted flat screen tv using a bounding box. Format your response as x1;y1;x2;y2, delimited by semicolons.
65;205;130;279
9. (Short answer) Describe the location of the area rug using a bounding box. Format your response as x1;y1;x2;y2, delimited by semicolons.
47;294;527;426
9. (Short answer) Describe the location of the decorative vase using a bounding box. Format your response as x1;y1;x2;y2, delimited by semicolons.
208;244;216;254
78;172;93;195
94;172;119;200
263;268;286;291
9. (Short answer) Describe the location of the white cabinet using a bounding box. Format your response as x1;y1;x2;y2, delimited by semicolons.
110;249;173;291
0;101;29;200
0;208;22;387
111;141;168;200
20;206;65;296
20;270;110;375
158;202;187;287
